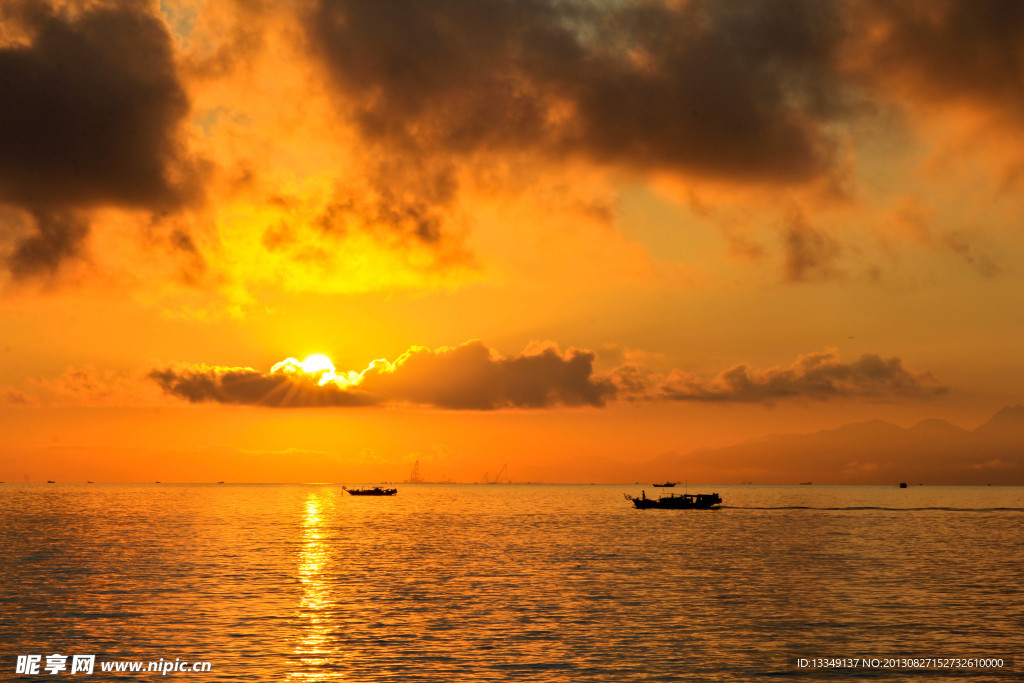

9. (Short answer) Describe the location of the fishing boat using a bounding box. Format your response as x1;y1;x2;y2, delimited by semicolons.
652;481;677;487
345;486;397;496
625;490;722;509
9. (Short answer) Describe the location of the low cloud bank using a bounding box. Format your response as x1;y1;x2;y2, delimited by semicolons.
613;348;947;403
150;340;613;410
150;342;946;410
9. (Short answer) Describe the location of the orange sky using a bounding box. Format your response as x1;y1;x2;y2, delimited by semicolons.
1;0;1023;483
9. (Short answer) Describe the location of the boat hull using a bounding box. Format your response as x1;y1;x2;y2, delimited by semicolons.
346;487;397;496
627;492;721;509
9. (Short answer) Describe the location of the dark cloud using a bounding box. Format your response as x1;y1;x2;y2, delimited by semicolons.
151;341;615;410
781;209;842;282
300;0;1024;260
358;341;613;409
7;0;1021;284
0;2;191;209
7;210;88;280
853;1;1024;115
613;349;947;403
0;0;194;277
149;366;373;408
316;183;450;246
306;0;849;192
153;342;945;410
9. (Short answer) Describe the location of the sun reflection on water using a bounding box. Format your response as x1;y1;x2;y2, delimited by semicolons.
288;489;345;680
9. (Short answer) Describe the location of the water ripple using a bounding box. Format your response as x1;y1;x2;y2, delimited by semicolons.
1;483;1021;681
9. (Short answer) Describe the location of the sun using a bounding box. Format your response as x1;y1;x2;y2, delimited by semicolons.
300;354;335;375
271;352;360;387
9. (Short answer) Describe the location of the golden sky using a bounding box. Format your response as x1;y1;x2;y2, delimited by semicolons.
1;0;1023;483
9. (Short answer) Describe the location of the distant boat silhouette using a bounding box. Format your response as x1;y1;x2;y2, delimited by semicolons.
652;481;677;487
799;482;813;485
899;482;908;488
46;480;55;483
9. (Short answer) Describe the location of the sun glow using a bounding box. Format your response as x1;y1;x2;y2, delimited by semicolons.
298;353;338;386
271;353;349;386
270;351;385;390
300;354;335;375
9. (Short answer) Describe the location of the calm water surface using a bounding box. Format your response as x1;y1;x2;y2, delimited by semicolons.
1;484;1021;681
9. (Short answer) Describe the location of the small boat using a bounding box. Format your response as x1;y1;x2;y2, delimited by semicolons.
899;482;908;488
625;490;722;509
46;480;55;484
345;486;397;496
652;481;677;487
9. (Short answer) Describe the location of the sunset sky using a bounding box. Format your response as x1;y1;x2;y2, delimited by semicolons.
2;0;1022;483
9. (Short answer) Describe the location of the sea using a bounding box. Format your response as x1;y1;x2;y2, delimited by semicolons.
1;484;1021;681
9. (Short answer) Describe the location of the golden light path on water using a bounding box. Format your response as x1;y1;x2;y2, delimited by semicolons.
289;490;344;680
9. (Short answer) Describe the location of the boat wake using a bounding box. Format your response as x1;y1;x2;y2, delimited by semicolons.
720;505;1024;512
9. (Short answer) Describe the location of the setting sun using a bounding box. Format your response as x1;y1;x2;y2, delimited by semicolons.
300;354;335;376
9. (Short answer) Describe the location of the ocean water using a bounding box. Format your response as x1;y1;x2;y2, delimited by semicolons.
1;484;1021;681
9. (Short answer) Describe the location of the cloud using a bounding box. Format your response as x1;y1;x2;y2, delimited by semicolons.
851;1;1024;117
306;0;847;187
149;365;373;408
878;197;1001;278
1;388;29;406
2;364;167;407
941;230;1000;278
6;210;89;279
359;341;613;409
613;348;947;403
0;0;195;278
150;340;615;409
781;208;842;282
151;341;947;409
5;0;1018;299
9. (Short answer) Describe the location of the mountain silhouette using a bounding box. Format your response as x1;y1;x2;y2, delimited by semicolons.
973;404;1024;443
638;406;1024;485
